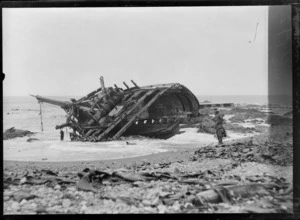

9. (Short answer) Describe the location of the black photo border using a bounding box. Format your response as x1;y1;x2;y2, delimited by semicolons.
1;1;299;220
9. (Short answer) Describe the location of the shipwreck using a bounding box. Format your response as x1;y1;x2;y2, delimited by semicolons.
32;77;200;142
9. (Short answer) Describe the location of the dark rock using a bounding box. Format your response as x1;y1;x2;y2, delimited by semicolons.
3;127;35;140
194;140;293;166
224;124;257;134
229;107;267;123
266;115;292;126
27;138;39;142
11;190;38;202
283;111;292;118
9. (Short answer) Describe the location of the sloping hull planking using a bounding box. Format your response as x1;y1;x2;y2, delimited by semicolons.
32;78;199;142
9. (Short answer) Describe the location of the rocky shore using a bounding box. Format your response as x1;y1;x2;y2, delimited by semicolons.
3;105;293;214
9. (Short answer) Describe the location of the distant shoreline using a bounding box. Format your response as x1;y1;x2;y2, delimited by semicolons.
3;94;292;106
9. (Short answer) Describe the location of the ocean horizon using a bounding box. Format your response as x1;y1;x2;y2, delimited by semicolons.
3;94;292;106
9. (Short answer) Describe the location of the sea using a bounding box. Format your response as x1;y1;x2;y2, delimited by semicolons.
197;95;292;106
3;95;292;162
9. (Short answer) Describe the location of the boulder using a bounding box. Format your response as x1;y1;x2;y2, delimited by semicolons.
3;127;35;140
266;115;292;126
283;111;292;119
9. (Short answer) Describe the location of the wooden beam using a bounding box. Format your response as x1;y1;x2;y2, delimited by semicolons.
100;76;106;94
96;90;156;141
123;82;130;89
131;80;139;88
112;88;170;140
77;87;102;103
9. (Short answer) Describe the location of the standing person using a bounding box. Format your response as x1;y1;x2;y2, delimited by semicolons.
212;110;226;145
60;129;64;141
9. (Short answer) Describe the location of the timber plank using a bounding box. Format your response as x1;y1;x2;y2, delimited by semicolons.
96;89;157;141
112;88;170;140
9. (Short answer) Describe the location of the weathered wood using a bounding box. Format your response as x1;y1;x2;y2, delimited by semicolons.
79;99;94;104
113;88;170;139
97;90;157;141
97;90;120;104
130;114;191;121
139;83;175;90
89;100;99;112
92;129;103;137
82;125;107;129
55;123;70;130
77;105;94;112
121;93;134;103
131;80;139;88
77;87;102;103
95;102;102;110
100;76;106;94
197;186;233;204
31;95;71;108
196;189;221;204
123;82;130;89
122;90;144;104
87;91;123;125
196;183;275;204
32;78;201;141
87;112;101;125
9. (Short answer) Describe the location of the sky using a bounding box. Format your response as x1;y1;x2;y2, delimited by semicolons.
3;6;268;97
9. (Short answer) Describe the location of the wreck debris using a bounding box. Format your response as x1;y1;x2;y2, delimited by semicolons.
6;190;38;203
193;140;293;166
32;77;200;142
26;138;39;142
3;163;293;214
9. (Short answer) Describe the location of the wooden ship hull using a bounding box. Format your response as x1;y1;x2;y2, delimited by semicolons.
32;77;200;142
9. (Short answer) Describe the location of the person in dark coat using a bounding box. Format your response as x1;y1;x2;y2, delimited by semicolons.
60;129;64;141
212;110;226;145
